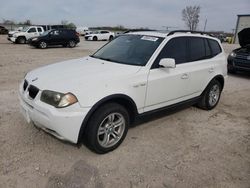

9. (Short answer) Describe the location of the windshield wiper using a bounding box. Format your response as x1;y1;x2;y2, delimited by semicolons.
90;55;113;62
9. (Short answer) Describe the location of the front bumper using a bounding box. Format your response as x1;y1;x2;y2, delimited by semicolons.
85;36;93;40
18;80;90;143
228;58;250;72
8;37;16;42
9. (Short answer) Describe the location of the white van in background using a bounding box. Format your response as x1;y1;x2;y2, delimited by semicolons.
76;26;89;36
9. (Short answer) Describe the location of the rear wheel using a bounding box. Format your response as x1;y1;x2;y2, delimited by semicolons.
39;41;47;49
85;103;129;154
17;37;26;44
93;36;97;41
109;35;114;41
197;79;222;110
68;40;76;48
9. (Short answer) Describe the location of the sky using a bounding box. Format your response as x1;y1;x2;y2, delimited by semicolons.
0;0;249;32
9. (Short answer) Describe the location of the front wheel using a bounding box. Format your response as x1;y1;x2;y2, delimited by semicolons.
17;37;26;44
197;79;222;110
39;41;47;49
85;103;129;154
68;40;76;48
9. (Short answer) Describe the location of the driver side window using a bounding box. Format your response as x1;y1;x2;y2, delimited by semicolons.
28;28;36;33
152;37;188;68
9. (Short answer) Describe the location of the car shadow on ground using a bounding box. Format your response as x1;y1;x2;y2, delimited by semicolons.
132;102;194;128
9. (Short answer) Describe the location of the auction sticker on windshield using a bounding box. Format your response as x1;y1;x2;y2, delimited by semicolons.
141;36;159;42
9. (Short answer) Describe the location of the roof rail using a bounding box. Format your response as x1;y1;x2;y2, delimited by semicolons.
167;30;212;36
124;29;157;34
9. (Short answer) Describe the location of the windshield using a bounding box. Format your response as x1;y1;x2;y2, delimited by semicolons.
41;30;52;36
92;35;164;66
21;27;29;32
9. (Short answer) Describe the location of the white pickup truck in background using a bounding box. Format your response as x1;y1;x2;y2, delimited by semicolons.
8;26;44;44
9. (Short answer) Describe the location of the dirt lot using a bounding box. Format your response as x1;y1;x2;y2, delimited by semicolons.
0;35;249;188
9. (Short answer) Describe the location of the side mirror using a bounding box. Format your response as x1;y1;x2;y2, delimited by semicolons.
159;58;176;68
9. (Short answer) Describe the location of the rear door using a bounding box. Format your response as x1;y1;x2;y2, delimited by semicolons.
37;27;43;35
185;37;219;96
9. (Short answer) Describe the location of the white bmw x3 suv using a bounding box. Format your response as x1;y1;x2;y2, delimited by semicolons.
19;30;227;153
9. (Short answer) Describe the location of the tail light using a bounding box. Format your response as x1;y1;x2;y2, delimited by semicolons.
76;32;80;37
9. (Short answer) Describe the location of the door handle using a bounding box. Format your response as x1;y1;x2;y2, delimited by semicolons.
181;73;189;79
209;68;214;73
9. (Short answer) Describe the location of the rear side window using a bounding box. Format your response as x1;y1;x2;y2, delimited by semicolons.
37;28;42;32
189;37;206;61
208;39;222;56
153;37;188;67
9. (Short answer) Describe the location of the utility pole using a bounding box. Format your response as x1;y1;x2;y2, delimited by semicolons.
162;26;178;31
203;19;207;32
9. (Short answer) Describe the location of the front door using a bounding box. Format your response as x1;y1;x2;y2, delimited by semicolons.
145;37;191;112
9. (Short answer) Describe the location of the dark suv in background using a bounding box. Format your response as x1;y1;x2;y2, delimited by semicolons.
28;29;80;49
228;28;250;73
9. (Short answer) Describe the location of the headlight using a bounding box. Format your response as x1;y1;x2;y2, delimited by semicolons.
32;38;38;41
229;52;236;58
40;90;78;108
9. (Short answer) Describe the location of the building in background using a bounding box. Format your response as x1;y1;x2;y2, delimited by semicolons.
234;14;250;43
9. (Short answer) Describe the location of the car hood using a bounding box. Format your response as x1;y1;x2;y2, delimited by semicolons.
238;28;250;47
26;56;141;93
9;31;18;35
14;31;26;36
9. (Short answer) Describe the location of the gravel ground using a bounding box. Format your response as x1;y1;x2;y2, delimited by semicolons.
0;35;249;188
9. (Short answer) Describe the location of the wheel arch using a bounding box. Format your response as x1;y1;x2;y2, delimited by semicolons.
16;36;27;43
77;94;138;144
202;74;225;96
212;74;225;90
17;35;26;40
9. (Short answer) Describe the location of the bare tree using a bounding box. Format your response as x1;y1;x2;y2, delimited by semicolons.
2;19;15;25
23;19;32;25
182;6;200;31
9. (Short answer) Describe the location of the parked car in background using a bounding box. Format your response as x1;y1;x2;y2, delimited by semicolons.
85;30;114;41
19;30;226;153
228;28;250;73
8;26;44;44
28;29;80;49
76;26;89;36
0;26;8;34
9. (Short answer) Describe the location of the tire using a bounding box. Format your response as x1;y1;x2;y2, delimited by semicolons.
85;103;129;154
17;37;26;44
39;41;47;49
93;36;97;41
197;79;222;110
109;35;114;41
68;40;76;48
